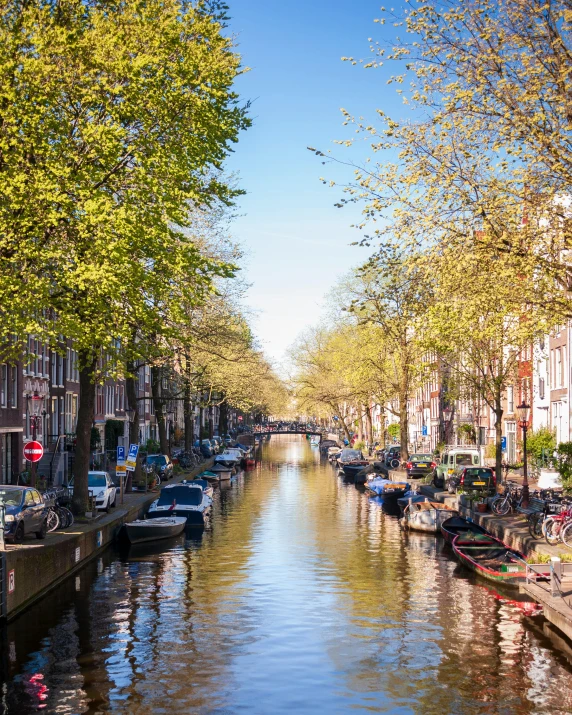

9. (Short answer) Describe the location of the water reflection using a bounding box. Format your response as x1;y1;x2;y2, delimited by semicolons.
1;436;572;713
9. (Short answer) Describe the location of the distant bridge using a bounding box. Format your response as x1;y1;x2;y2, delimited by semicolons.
254;430;325;439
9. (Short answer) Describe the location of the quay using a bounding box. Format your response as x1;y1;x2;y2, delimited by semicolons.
1;458;213;622
401;475;572;643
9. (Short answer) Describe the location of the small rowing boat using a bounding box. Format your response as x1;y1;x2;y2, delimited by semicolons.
124;516;186;544
452;533;548;587
365;477;411;499
400;500;458;533
440;515;489;545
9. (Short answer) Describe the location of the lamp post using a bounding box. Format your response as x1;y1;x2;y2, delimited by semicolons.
27;391;44;487
517;401;530;508
443;406;453;446
167;408;175;456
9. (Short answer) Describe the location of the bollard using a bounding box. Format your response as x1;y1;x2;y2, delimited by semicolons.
551;556;562;598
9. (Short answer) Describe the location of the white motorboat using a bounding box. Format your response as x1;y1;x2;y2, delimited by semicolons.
210;464;232;480
186;478;214;497
399;500;458;533
215;449;241;469
124;516;186;544
148;483;212;527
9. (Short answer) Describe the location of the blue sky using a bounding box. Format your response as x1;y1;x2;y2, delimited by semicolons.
226;1;403;366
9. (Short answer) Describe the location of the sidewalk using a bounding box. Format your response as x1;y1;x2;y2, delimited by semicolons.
2;458;213;620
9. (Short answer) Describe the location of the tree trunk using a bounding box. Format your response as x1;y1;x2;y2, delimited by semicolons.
495;392;504;486
151;365;168;454
73;351;97;515
199;406;204;439
399;395;409;462
335;405;352;441
184;390;193;451
125;366;140;492
365;403;373;444
219;400;228;435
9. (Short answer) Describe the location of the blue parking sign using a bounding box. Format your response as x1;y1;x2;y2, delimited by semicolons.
501;436;507;451
117;446;125;463
422;425;428;436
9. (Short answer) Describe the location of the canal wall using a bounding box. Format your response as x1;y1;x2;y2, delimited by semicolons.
2;458;213;621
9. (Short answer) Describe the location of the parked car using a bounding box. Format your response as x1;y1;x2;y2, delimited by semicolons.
432;447;480;488
446;466;496;494
406;454;436;479
144;454;174;480
69;472;117;512
0;486;48;542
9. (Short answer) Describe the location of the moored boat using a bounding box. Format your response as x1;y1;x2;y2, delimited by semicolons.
210;463;233;480
188;478;214;498
341;461;370;481
440;515;489;545
198;470;220;483
148;483;212;527
124;516;186;544
400;500;458;533
214;449;241;469
452;532;545;587
397;493;430;515
365;476;411;499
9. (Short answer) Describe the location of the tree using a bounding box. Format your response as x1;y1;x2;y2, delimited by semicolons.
0;0;249;512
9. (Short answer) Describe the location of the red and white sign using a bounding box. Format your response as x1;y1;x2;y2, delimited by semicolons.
23;441;44;463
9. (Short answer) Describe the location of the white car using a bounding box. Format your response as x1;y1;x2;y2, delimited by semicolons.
69;471;117;512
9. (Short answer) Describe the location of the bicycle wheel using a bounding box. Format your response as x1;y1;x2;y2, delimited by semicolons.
528;513;543;539
46;509;59;532
491;497;510;516
544;517;562;545
560;521;572;549
155;474;161;487
61;507;74;528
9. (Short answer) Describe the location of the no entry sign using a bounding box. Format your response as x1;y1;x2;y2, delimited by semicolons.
23;441;44;463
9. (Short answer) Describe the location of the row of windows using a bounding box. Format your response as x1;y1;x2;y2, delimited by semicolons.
0;364;18;408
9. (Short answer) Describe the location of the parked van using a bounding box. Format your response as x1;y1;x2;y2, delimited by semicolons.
432;447;480;488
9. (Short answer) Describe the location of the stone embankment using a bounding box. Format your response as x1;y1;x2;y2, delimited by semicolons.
2;459;213;621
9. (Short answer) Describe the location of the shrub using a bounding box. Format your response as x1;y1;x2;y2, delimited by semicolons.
557;442;572;494
145;438;160;454
354;440;366;451
387;423;400;440
526;427;556;464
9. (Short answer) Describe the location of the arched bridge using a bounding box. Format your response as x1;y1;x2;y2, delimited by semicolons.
254;430;324;439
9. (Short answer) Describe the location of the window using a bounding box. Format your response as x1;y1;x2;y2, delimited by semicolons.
66;348;71;381
10;366;17;408
539;377;545;400
507;385;514;414
58;353;63;386
557;348;563;388
51;351;57;384
0;365;6;407
51;397;58;436
24;490;35;507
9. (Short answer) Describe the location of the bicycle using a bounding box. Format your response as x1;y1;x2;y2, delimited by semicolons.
490;482;522;515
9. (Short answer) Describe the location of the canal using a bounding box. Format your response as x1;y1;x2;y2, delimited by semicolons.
2;436;572;714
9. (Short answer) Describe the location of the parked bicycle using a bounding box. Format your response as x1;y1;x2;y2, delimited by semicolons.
43;489;74;532
490;482;523;516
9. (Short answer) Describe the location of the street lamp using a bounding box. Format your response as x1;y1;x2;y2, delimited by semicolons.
27;391;44;487
516;401;530;507
443;406;453;446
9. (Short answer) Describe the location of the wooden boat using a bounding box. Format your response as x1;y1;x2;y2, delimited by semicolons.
124;516;186;544
148;483;212;527
440;515;489;545
397;493;430;515
452;532;545;587
400;500;458;533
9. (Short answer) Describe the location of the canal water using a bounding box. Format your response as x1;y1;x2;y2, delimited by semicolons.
2;436;572;714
